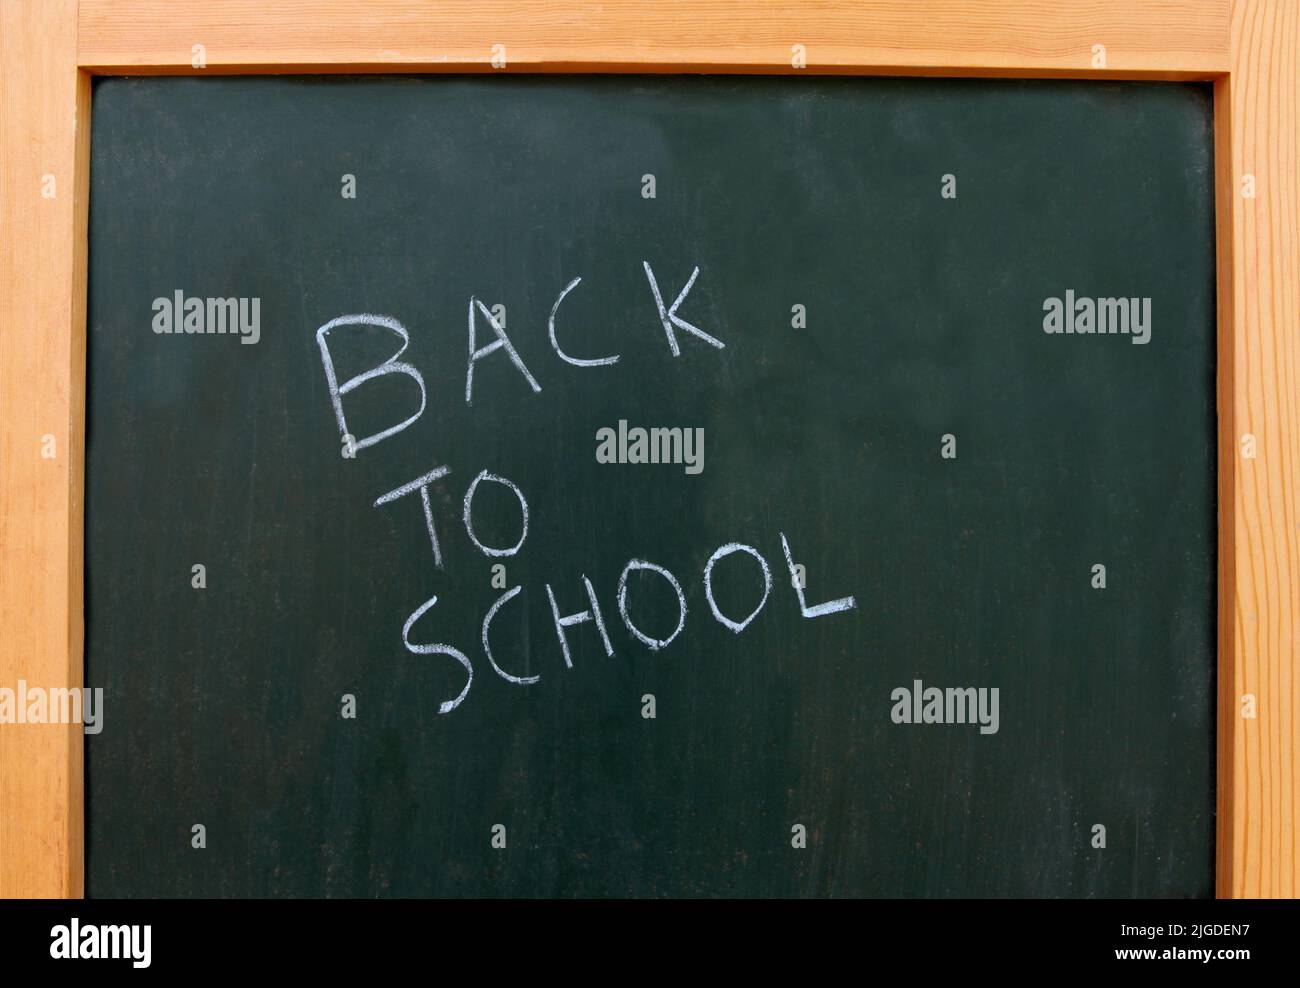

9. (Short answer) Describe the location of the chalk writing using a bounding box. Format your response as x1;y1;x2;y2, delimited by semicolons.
315;260;857;713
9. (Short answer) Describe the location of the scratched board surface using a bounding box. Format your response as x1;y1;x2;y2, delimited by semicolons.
86;76;1215;898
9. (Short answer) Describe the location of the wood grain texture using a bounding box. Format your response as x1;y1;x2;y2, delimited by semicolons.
1219;0;1300;899
0;0;88;898
76;0;1228;77
6;0;1296;898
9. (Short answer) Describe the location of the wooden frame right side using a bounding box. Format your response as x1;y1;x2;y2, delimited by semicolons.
1215;0;1299;898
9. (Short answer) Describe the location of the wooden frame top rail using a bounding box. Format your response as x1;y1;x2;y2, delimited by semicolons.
77;0;1229;77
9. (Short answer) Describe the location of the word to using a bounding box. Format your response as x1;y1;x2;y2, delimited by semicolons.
889;679;1000;735
0;680;103;735
595;420;704;475
152;291;261;344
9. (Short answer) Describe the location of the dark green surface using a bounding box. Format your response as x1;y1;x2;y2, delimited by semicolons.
86;75;1216;897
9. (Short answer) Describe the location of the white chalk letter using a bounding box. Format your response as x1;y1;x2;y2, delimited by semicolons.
374;465;452;569
482;585;538;685
403;595;473;715
466;297;541;402
617;559;687;650
642;262;725;356
462;469;529;557
703;542;772;633
316;314;427;454
779;532;856;618
548;277;620;367
546;577;614;668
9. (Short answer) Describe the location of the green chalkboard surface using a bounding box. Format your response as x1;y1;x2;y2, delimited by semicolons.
86;75;1216;898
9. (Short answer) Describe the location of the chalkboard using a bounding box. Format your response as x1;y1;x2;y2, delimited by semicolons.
86;75;1216;898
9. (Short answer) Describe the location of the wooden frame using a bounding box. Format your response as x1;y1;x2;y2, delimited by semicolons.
0;0;1293;898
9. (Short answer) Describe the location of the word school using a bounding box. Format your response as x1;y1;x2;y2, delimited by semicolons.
1042;291;1151;344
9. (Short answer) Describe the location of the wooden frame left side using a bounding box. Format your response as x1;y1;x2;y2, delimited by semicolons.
0;0;89;898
